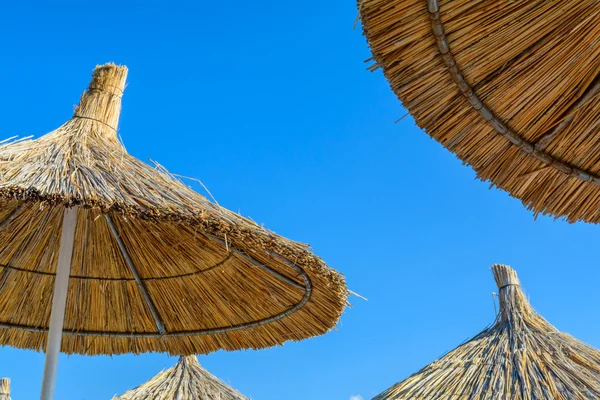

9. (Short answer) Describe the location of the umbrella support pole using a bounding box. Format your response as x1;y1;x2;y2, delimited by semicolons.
40;207;78;400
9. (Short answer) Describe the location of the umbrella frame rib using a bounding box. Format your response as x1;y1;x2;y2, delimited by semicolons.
206;233;307;291
40;207;78;400
104;214;166;334
0;205;25;230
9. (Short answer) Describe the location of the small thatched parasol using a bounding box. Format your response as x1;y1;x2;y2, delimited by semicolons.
0;378;10;400
373;264;600;399
113;356;249;400
359;1;600;223
0;64;347;399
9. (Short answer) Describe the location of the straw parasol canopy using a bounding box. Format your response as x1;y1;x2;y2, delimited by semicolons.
359;1;600;223
373;264;600;399
113;356;249;400
0;378;10;400
0;63;347;356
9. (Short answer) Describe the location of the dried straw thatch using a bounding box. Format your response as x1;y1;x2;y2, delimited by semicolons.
373;264;600;399
113;356;249;400
0;378;10;400
0;63;347;355
359;0;600;223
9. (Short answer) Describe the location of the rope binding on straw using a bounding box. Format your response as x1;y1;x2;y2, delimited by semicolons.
71;116;117;132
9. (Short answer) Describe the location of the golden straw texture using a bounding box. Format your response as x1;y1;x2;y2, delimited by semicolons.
0;378;10;400
113;356;249;400
359;0;600;223
373;264;600;399
0;64;348;355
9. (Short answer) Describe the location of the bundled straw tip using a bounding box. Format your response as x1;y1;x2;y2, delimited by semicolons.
94;62;128;73
0;378;10;395
89;62;128;93
491;264;520;289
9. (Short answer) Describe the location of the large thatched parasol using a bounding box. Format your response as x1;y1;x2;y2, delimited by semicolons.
0;379;10;400
373;264;600;399
0;64;347;399
113;356;249;400
359;1;600;223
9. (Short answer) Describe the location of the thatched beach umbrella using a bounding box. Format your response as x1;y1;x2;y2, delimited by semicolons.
113;356;249;400
359;1;600;223
0;64;347;399
0;378;10;400
373;264;600;399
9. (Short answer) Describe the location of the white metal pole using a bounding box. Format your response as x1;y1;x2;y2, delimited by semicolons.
40;207;78;400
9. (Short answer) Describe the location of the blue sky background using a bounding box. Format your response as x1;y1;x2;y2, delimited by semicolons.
0;1;599;399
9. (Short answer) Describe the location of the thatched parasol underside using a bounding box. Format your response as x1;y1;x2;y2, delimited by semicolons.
113;356;249;400
360;0;600;223
373;265;600;399
0;64;348;355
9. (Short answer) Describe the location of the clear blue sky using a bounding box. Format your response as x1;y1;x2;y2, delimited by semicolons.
1;1;599;399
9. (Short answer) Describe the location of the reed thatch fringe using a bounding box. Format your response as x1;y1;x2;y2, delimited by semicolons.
0;64;348;355
372;264;600;399
359;0;600;223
